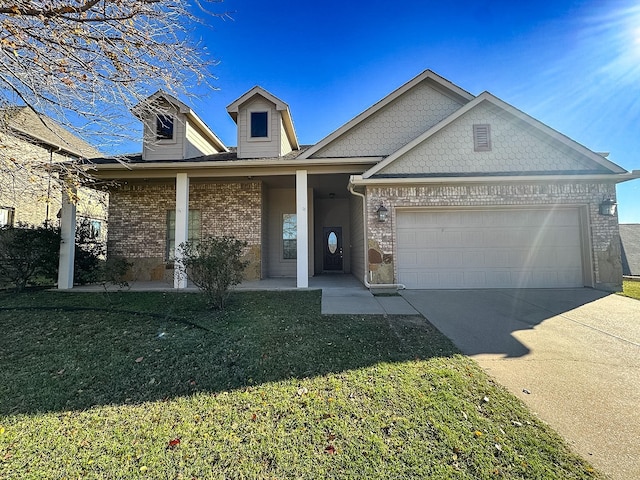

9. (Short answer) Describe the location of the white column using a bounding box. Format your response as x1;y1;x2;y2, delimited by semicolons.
57;184;77;289
174;173;189;289
296;170;309;288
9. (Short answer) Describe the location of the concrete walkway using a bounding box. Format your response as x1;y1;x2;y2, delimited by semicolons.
70;275;419;316
401;289;640;480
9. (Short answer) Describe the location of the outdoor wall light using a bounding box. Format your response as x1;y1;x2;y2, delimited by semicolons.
598;196;617;216
376;203;388;222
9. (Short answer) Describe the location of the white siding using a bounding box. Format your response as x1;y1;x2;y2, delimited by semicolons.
380;102;603;176
237;97;282;159
185;120;221;158
266;188;313;277
142;105;186;161
280;117;292;156
314;81;463;158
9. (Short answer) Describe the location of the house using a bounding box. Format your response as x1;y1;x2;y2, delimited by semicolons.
0;107;107;231
64;70;639;291
620;224;640;277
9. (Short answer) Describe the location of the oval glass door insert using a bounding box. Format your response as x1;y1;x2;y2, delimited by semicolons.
327;231;338;254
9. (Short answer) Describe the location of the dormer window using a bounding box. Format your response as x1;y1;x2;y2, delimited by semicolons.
156;114;174;140
250;111;269;138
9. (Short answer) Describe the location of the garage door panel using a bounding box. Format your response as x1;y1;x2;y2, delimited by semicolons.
397;209;584;289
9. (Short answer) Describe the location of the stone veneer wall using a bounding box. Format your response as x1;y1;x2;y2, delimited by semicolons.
107;180;262;282
365;182;622;291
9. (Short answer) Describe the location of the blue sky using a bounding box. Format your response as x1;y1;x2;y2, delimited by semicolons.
169;0;640;222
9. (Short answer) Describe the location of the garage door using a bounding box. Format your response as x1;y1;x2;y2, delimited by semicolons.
397;209;584;289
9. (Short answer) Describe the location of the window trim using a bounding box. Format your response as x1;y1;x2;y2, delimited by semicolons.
248;109;271;142
166;209;202;261
0;206;15;227
281;212;297;261
155;114;176;143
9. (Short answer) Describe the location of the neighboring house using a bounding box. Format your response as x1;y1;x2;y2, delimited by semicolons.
0;106;107;237
66;70;639;291
620;224;640;277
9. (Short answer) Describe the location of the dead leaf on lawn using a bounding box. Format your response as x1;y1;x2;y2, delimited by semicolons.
135;357;144;363
325;445;336;454
166;438;180;449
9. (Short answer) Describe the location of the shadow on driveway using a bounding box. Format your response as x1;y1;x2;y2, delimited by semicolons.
401;288;640;480
401;288;612;357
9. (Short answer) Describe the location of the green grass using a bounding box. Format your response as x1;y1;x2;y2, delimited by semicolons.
0;290;600;479
621;279;640;300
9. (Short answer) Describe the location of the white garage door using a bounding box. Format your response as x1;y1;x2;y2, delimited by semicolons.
397;209;584;289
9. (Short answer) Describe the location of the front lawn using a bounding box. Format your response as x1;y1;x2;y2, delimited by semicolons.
0;290;599;478
621;279;640;300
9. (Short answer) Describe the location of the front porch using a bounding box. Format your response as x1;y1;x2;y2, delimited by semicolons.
67;274;418;316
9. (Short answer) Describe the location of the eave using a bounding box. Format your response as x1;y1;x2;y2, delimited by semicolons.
349;170;640;187
85;157;381;180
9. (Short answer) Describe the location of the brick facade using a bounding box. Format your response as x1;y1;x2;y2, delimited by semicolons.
365;182;622;290
107;180;263;282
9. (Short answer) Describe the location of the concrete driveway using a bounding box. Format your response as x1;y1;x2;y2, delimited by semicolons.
401;289;640;480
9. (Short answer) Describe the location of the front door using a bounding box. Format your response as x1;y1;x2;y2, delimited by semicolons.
323;227;343;272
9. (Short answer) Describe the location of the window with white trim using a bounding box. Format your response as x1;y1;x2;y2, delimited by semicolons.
250;111;269;138
0;207;15;227
473;124;491;152
282;213;297;260
156;114;175;140
166;210;201;260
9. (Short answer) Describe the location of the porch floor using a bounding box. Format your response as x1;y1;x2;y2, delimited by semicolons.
68;274;419;316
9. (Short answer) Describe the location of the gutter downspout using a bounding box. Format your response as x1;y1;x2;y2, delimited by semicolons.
348;180;406;291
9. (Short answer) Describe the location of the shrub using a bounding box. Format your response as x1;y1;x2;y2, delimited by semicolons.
178;236;248;309
0;224;60;291
74;218;106;285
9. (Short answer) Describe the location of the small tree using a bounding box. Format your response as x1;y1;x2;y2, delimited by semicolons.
0;224;60;291
178;236;248;309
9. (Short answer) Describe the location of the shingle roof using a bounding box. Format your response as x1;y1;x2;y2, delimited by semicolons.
88;145;313;165
2;106;101;158
620;224;640;276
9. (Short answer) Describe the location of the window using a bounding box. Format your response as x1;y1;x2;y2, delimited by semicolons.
282;213;297;260
166;210;201;260
156;114;174;140
0;207;15;227
89;220;102;239
250;111;269;138
473;124;491;152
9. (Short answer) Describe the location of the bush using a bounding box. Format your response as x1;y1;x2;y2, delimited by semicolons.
178;236;248;309
74;218;106;285
0;224;60;291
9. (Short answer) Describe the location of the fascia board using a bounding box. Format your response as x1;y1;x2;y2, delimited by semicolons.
351;171;640;186
299;69;475;160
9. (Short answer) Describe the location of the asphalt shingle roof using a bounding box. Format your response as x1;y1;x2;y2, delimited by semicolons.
620;224;640;276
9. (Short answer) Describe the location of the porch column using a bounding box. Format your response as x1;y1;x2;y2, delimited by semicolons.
174;173;189;289
57;184;76;289
296;170;309;288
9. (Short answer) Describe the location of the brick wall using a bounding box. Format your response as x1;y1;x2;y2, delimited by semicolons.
0;132;107;229
107;180;263;282
365;182;622;290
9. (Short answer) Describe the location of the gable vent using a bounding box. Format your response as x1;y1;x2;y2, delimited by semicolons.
473;124;491;152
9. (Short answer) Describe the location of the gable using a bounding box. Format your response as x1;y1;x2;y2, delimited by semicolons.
310;79;468;158
375;100;621;177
